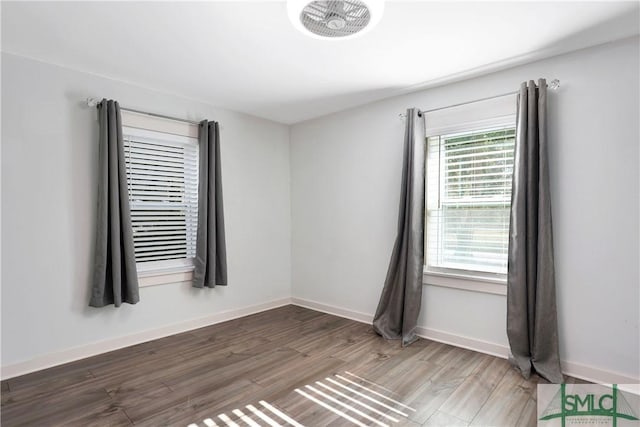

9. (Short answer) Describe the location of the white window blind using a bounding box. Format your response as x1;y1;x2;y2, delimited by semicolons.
122;126;199;265
426;126;516;276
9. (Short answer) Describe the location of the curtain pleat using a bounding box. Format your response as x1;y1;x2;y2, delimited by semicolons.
193;120;227;288
507;79;563;383
89;99;139;307
373;108;426;347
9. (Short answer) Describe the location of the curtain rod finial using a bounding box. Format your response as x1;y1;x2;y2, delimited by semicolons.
549;79;560;90
399;110;422;120
86;97;99;108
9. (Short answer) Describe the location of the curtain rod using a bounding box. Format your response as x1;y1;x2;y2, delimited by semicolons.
400;79;560;119
86;98;202;126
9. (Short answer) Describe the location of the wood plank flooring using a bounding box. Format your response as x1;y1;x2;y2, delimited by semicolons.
1;305;585;426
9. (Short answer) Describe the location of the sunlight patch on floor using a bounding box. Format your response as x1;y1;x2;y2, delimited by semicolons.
188;371;415;426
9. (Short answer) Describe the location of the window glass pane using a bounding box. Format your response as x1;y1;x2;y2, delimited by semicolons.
426;127;515;275
123;128;199;265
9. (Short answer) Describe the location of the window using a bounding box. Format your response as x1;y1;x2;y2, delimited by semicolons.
426;126;515;273
423;94;516;293
121;112;199;286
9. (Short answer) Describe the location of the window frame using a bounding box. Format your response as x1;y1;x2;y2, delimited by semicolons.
423;113;516;296
121;116;200;288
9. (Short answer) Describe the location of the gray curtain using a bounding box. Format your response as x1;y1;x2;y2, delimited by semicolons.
193;120;227;288
89;99;140;307
373;108;426;347
507;79;563;383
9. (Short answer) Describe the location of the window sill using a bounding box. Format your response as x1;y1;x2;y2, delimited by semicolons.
137;265;194;288
423;270;507;296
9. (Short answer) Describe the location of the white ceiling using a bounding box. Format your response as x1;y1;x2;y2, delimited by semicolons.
2;1;638;124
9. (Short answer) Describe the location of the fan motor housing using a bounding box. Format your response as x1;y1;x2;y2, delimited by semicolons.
288;0;384;40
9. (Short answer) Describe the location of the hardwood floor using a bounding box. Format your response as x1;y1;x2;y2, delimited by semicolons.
1;305;583;426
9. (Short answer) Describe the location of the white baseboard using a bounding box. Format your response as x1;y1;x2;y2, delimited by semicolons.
561;361;639;385
415;326;510;359
291;296;510;359
290;297;640;385
4;296;638;386
291;297;373;324
1;297;292;380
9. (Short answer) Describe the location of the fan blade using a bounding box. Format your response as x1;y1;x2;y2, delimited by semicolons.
306;2;328;16
342;20;369;32
327;0;346;15
345;5;368;18
303;8;326;20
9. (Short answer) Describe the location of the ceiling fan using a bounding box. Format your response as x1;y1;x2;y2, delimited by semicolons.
288;0;384;40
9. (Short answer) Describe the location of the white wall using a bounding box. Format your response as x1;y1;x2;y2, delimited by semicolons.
2;37;639;383
1;53;292;368
290;37;640;381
